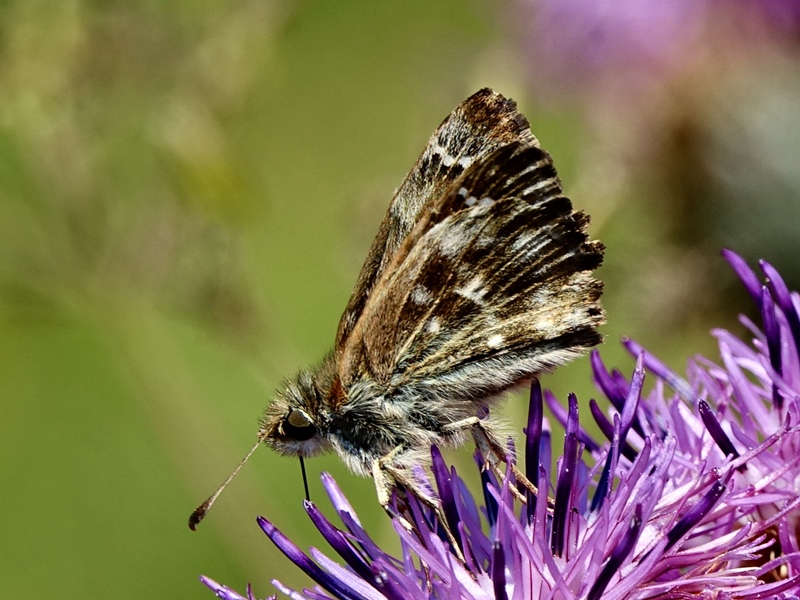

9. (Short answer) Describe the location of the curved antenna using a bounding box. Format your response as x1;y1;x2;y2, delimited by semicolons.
189;439;262;531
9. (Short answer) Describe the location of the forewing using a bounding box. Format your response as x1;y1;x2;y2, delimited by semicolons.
344;142;604;396
335;89;538;350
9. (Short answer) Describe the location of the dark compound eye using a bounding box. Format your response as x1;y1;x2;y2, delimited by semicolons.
283;408;317;441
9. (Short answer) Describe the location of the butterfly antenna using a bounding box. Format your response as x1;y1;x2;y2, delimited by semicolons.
189;439;262;531
299;456;311;502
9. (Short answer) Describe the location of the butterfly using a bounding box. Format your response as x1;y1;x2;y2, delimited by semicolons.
190;88;604;530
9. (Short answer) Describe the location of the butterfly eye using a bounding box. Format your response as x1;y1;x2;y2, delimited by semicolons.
283;408;317;441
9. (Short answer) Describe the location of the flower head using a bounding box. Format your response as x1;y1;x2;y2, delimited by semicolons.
516;0;800;104
202;250;800;598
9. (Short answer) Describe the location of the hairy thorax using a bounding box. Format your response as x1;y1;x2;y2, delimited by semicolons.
326;378;480;475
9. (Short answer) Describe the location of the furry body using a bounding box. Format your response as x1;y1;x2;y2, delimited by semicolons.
259;89;604;478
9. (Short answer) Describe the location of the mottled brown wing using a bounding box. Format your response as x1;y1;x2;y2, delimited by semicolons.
340;140;604;396
334;89;538;352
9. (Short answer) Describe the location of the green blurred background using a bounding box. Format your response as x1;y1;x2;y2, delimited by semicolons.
2;1;799;598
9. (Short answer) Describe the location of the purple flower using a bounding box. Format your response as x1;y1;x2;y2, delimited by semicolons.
515;0;800;103
201;250;800;598
518;0;704;98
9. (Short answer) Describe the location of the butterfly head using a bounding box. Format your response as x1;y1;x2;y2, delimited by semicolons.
259;370;333;458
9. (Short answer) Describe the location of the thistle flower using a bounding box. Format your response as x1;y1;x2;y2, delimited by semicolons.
516;0;800;103
201;250;800;598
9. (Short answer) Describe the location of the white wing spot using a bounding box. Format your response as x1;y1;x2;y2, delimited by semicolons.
458;187;468;197
522;179;556;195
535;315;557;333
432;144;457;167
520;159;550;177
455;276;487;306
487;334;504;349
457;155;474;169
426;317;441;333
432;144;474;170
476;233;494;248
411;285;433;306
511;235;530;252
512;233;550;254
438;226;469;257
465;196;477;207
478;197;494;207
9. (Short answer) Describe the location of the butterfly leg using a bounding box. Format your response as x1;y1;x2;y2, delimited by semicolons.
372;450;466;563
442;416;540;503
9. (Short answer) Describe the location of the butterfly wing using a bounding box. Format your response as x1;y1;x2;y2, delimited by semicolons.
339;134;604;397
335;89;538;351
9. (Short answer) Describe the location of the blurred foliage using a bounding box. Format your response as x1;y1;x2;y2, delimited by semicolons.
1;1;798;599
